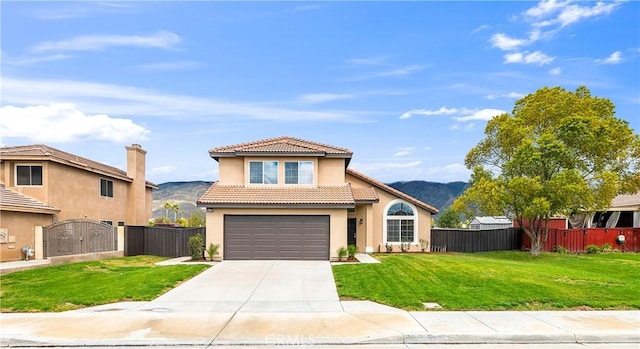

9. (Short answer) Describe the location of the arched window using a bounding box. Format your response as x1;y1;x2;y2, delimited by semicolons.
384;200;417;243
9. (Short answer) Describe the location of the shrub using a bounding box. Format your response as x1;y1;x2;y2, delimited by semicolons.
586;245;600;254
400;242;410;253
347;244;357;259
206;243;219;261
600;243;613;253
337;247;348;261
385;243;393;253
554;245;569;254
188;233;205;260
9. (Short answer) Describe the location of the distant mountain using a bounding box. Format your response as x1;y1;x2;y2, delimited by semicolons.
152;181;212;219
387;180;469;214
152;180;468;219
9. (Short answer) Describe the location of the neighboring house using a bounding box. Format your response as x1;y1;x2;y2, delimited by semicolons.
197;136;438;260
469;216;513;230
0;144;156;261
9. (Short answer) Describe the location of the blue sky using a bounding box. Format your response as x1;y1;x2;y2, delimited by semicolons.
1;1;638;184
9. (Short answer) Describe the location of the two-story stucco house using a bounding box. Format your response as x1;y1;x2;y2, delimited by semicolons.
197;136;438;260
0;144;155;261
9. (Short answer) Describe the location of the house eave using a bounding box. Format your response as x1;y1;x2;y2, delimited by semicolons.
197;202;355;209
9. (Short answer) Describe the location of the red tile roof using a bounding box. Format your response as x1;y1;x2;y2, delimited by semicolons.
0;145;157;188
208;136;353;160
0;185;60;214
198;184;355;207
351;187;379;203
346;168;439;214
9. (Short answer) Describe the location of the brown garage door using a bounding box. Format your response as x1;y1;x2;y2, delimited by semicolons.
224;215;330;260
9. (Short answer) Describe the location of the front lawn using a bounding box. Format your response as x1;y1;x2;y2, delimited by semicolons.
332;251;640;311
0;256;208;312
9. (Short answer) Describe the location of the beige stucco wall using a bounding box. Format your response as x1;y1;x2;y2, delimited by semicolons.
218;157;244;185
1;160;152;226
318;158;346;185
346;173;432;253
0;211;53;262
206;208;347;260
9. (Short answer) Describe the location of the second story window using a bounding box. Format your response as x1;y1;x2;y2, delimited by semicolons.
285;161;314;184
100;178;114;197
249;161;278;184
16;165;43;186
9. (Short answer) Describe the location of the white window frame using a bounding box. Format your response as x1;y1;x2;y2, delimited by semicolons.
14;164;43;187
382;199;418;244
248;161;278;185
284;161;314;185
100;178;114;198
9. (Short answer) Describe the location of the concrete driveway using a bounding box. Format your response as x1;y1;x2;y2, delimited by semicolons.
149;260;342;313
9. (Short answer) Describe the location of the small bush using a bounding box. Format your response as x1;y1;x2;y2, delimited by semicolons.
188;233;205;260
586;245;600;254
554;245;569;254
347;244;357;259
599;243;613;253
337;247;348;261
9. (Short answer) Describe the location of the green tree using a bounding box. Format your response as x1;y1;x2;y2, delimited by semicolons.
187;210;206;228
436;207;462;228
455;86;640;256
163;201;180;222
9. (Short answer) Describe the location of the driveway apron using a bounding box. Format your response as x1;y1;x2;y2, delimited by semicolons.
150;260;342;313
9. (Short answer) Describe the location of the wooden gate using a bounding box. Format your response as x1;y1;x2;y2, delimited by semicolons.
43;219;117;258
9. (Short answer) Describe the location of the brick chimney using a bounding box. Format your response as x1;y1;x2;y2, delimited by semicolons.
125;144;148;225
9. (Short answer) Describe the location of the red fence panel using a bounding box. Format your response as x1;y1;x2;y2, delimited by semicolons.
522;228;640;252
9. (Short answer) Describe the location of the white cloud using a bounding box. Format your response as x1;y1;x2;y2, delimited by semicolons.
3;54;71;66
148;165;179;175
454;108;505;122
524;0;565;19
486;92;525;100
297;93;355;104
348;64;426;81
556;1;620;27
2;76;368;123
597;51;623;64
351;160;422;174
524;0;622;28
548;67;562;75
137;61;204;71
0;103;149;143
393;150;411;157
472;25;491;33
400;106;458;119
393;147;414;157
490;33;529;51
504;51;555;65
31;31;180;52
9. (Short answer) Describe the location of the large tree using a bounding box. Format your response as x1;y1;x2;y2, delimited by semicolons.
454;86;640;255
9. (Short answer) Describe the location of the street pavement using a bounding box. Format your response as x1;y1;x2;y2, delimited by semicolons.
1;259;638;347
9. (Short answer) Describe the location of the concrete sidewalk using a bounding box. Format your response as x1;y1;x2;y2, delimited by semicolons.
1;304;638;347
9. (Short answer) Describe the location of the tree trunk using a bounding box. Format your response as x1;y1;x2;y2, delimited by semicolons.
523;227;542;256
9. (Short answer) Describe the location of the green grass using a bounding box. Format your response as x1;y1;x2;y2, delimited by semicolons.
332;251;640;311
0;256;208;312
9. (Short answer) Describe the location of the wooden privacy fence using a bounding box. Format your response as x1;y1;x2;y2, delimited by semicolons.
430;227;522;253
522;228;640;252
125;226;205;257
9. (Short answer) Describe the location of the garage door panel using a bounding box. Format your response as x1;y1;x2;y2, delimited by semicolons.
224;215;329;260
